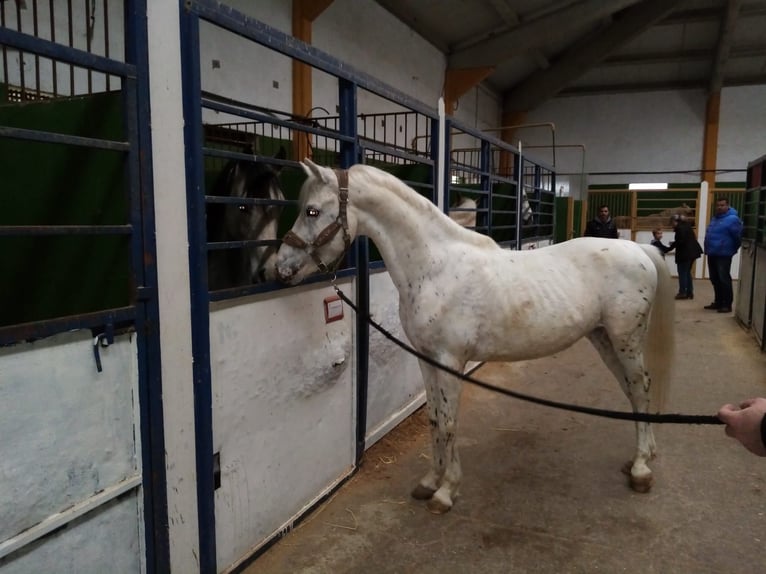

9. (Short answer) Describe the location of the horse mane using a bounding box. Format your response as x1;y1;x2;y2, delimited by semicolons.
348;164;496;248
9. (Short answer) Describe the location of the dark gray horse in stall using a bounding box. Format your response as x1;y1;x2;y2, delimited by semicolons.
207;147;286;290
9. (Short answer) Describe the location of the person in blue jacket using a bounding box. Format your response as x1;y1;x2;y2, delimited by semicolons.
703;197;742;313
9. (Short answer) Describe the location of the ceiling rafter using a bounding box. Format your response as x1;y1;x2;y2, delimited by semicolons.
449;0;641;69
598;44;766;67
481;0;550;69
503;0;683;112
709;0;742;93
560;74;766;96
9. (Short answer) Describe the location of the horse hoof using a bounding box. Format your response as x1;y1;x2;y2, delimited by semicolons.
630;474;653;493
411;484;436;500
622;460;653;492
426;496;452;514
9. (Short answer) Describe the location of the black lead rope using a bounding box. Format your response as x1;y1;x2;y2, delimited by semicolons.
333;287;723;426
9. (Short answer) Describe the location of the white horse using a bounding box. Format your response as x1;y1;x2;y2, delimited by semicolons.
448;194;478;228
276;160;675;514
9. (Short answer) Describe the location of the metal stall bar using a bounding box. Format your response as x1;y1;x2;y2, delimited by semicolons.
178;5;217;574
338;77;369;465
0;25;132;76
124;0;169;570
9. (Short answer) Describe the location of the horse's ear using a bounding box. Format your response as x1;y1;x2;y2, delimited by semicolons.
301;158;332;184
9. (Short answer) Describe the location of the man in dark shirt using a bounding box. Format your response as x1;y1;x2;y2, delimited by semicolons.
584;204;619;238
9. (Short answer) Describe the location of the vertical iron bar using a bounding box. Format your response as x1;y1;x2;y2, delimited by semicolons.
442;117;452;208
16;1;25;98
1;3;7;102
85;0;92;93
104;0;110;91
339;78;367;464
49;0;57;96
515;152;522;249
179;4;217;573
67;0;74;95
123;0;169;571
480;139;490;233
33;0;40;98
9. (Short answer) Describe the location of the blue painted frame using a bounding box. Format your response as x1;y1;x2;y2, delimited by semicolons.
0;2;169;571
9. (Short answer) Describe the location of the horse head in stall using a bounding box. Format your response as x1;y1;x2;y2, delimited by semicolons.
207;146;286;291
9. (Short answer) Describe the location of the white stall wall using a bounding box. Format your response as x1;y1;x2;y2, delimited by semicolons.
366;271;425;446
523;86;766;196
524;90;707;195
199;0;502;132
0;332;142;572
719;86;766;183
210;283;356;570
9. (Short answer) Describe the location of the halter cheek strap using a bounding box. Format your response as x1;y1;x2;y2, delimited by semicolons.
281;168;352;273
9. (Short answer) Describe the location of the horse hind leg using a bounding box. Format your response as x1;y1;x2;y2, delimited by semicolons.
412;360;465;514
588;328;656;493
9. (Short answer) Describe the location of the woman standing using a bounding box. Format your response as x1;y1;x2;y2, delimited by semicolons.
669;214;703;299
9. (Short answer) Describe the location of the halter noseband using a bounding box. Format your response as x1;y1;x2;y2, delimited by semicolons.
281;168;352;274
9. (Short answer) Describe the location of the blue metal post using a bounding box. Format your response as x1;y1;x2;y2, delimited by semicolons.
338;78;368;463
124;1;170;572
179;3;217;572
480;139;491;233
515;152;523;249
439;117;452;209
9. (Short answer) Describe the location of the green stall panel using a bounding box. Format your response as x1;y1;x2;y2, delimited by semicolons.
0;92;127;327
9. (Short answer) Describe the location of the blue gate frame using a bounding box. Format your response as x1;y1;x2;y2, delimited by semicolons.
0;3;169;572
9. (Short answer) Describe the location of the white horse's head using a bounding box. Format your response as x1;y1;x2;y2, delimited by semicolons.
521;194;534;224
275;159;358;285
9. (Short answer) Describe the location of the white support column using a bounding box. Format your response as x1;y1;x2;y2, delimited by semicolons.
437;97;446;213
696;180;709;278
146;1;200;571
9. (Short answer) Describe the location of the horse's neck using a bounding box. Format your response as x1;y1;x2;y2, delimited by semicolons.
349;169;453;290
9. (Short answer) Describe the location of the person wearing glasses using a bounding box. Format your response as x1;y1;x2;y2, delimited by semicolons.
584;204;619;239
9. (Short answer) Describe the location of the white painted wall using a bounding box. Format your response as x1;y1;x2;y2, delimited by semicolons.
209;283;355;570
198;0;501;138
719;86;766;183
0;332;142;572
523;86;766;197
366;271;424;446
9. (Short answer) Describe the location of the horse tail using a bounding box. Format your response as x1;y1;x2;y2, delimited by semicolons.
641;244;675;412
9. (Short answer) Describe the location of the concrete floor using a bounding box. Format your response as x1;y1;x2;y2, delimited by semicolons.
251;281;766;574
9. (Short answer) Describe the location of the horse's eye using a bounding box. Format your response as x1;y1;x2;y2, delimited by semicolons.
306;207;320;217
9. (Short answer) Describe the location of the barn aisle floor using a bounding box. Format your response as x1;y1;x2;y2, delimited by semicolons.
251;281;766;574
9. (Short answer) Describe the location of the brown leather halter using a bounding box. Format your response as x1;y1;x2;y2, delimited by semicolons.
281;169;352;273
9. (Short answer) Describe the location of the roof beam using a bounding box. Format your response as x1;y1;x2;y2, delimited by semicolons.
449;0;641;69
557;74;766;96
480;0;550;69
503;0;683;113
709;0;742;93
660;2;766;25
